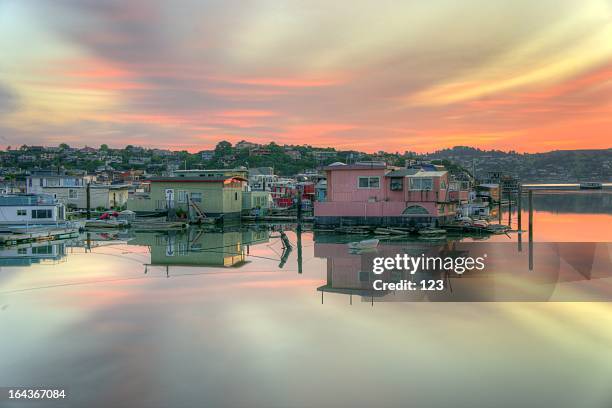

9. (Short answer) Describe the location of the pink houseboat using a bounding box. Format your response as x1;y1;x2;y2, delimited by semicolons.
314;162;461;227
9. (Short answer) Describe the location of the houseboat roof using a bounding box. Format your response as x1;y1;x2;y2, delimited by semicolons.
147;176;247;183
406;170;448;177
385;169;420;178
174;168;247;174
322;162;392;171
0;194;56;206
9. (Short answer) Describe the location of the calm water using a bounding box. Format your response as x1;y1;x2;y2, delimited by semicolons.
1;191;611;408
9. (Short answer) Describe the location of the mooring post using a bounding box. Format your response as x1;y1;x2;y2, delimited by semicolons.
498;191;502;224
528;190;533;270
86;182;91;220
528;190;533;241
517;185;522;232
296;223;303;274
507;190;512;226
296;190;302;222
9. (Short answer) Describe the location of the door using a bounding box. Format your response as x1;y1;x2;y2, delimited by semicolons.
165;189;175;208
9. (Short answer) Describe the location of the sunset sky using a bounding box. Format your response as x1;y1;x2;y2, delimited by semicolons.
1;0;611;153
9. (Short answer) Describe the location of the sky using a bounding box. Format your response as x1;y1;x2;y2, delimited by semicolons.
0;0;611;153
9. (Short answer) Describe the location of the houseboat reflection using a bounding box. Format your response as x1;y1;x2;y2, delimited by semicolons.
0;241;69;267
128;228;270;269
314;238;612;302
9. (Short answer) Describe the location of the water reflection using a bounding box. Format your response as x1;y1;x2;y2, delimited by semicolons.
0;240;71;267
0;192;612;407
128;228;270;269
314;238;612;302
527;190;612;214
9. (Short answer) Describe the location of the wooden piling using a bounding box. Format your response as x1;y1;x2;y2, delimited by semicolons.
297;224;303;274
517;185;522;231
528;190;533;241
507;190;512;226
86;182;91;220
528;190;533;270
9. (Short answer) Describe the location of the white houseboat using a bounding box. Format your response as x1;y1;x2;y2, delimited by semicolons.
0;194;67;226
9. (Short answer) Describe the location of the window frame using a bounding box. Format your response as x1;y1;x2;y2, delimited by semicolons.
357;176;381;189
32;209;53;219
390;178;403;191
409;177;433;191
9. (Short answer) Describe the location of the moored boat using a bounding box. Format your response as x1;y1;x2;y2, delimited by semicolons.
85;219;130;229
418;228;447;236
347;238;379;250
579;182;602;190
0;194;67;226
130;220;188;231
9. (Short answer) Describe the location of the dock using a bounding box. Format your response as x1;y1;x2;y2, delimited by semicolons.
242;215;314;223
0;226;80;246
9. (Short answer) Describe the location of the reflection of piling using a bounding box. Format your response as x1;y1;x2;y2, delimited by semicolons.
279;231;293;268
498;195;502;223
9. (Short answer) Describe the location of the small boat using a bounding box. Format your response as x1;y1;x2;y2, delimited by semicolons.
486;224;511;234
579;182;602;190
348;239;379;250
85;219;129;229
130;221;188;231
472;219;489;228
418;228;446;236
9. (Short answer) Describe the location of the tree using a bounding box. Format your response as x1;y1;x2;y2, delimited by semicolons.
100;144;109;151
59;143;70;150
214;141;233;157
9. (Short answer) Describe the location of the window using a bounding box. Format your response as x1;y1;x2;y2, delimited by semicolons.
191;192;202;202
390;178;403;191
69;189;78;199
235;192;238;201
358;176;380;189
409;178;433;191
17;209;26;216
177;190;187;203
440;180;446;189
32;246;52;255
32;209;53;219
